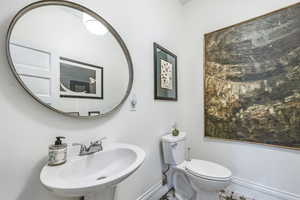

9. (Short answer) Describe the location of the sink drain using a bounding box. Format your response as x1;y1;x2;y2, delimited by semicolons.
96;176;107;181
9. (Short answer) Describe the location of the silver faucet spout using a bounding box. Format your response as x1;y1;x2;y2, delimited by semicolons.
72;137;107;156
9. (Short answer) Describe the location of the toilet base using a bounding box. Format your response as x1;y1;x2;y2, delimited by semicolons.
171;161;231;200
172;168;195;200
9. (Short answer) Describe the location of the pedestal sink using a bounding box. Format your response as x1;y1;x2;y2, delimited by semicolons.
40;142;145;200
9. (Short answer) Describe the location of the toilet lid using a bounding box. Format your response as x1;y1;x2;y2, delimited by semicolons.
185;159;232;181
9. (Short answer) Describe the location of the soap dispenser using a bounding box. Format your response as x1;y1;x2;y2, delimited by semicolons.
48;136;67;166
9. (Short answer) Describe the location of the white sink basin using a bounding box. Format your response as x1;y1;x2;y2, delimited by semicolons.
40;143;145;199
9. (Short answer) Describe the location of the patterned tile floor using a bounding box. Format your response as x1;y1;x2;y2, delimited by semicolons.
160;189;254;200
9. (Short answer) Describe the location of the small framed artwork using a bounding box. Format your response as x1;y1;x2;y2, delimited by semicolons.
153;43;177;101
59;57;104;99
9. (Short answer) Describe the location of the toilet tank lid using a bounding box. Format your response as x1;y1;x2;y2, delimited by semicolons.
162;132;186;143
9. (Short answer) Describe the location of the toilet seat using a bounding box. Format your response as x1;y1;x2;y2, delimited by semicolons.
185;159;232;181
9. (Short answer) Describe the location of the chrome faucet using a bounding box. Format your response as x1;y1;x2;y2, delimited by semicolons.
72;137;107;156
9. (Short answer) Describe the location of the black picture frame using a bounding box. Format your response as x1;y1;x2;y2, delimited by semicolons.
59;57;104;100
153;43;178;101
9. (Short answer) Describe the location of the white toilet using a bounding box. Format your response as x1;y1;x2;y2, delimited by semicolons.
162;133;232;200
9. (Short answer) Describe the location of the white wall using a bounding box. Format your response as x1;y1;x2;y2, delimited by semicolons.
2;1;300;200
180;0;300;199
0;0;184;200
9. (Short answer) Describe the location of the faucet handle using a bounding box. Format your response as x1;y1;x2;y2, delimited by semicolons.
93;137;107;144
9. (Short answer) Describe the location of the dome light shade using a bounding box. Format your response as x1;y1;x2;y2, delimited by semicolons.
82;13;108;35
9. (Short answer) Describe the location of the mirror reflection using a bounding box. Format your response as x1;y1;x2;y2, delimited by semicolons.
8;5;131;117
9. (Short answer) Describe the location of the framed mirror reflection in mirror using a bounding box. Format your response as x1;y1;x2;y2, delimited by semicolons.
6;0;133;118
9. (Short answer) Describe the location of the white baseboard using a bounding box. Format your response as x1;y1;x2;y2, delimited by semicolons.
232;177;300;200
136;180;169;200
137;177;300;200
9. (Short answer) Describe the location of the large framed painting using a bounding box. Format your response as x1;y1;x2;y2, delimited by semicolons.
204;3;300;150
154;43;178;101
59;57;103;99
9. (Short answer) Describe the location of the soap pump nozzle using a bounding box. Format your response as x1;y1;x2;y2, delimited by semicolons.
55;136;66;145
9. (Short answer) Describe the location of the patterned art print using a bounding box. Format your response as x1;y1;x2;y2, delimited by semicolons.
161;59;173;90
204;3;300;149
154;43;177;101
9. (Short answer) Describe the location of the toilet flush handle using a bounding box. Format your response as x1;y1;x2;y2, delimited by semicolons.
171;142;178;148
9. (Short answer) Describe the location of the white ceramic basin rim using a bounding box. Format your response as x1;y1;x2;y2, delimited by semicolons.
40;143;145;196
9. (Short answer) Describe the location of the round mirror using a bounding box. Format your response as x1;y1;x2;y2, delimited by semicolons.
6;1;133;117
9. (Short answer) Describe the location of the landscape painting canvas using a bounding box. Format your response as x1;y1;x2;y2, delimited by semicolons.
204;3;300;149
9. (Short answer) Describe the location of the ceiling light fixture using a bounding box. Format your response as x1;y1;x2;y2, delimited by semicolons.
82;13;108;36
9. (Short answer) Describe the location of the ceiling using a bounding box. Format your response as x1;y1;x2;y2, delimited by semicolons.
178;0;192;5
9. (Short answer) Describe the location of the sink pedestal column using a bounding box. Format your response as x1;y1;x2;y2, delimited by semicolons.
83;186;116;200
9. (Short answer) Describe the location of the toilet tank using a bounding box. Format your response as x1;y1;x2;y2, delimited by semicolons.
162;132;186;165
